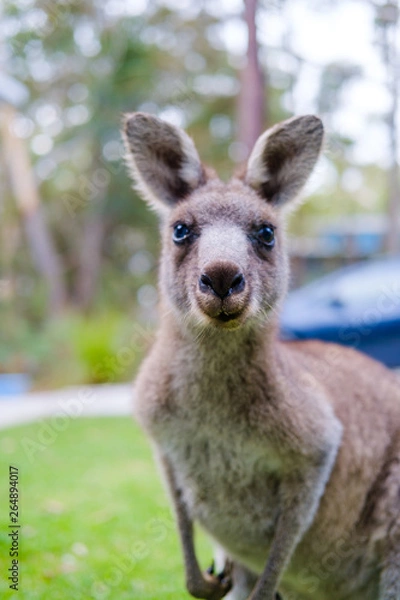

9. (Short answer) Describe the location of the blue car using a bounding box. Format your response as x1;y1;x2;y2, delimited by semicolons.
280;257;400;368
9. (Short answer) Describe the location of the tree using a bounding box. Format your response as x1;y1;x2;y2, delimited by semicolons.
0;102;67;315
237;0;266;158
375;1;400;253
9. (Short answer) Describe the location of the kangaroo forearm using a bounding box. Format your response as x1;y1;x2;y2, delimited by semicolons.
251;450;341;600
160;456;203;582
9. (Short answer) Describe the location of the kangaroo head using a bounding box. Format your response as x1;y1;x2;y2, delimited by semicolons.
123;113;323;331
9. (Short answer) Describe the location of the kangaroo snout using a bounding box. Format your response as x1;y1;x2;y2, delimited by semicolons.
196;261;249;327
199;263;245;299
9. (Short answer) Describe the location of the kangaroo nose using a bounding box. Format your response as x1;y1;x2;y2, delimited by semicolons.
199;263;245;299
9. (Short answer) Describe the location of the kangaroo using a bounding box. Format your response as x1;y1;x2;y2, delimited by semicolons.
122;112;400;600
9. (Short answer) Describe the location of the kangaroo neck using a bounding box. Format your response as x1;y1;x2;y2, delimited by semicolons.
160;310;280;375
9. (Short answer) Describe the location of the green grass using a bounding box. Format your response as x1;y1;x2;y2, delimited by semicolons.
0;418;212;599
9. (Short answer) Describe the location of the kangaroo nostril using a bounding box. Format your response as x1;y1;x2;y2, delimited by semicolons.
199;273;213;293
230;273;245;294
199;267;245;299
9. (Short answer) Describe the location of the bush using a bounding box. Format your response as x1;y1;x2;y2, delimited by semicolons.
0;307;152;390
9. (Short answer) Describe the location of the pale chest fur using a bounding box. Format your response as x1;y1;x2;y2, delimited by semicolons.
135;341;290;571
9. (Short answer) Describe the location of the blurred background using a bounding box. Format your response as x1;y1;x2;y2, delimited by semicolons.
0;0;399;390
0;3;399;598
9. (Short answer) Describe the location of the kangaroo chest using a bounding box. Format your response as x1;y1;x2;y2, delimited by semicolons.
151;366;284;568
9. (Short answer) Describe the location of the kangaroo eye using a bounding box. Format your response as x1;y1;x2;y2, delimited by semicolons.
257;224;275;247
173;223;191;244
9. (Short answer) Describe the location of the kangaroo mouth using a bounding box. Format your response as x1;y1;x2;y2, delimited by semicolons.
195;292;249;328
215;310;243;323
205;308;246;329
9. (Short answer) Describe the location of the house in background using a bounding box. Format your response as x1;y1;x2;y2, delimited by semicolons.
289;214;400;288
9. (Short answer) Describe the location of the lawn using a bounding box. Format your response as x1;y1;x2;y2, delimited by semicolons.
0;417;212;599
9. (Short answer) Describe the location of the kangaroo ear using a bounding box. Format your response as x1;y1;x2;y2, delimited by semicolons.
245;115;324;207
122;112;205;213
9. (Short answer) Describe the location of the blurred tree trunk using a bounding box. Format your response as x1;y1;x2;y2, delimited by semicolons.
376;2;400;254
386;71;400;254
74;213;106;311
237;0;266;159
0;104;67;314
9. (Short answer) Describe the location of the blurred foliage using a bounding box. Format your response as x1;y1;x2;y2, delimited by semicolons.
47;310;150;386
0;0;397;386
0;307;151;389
